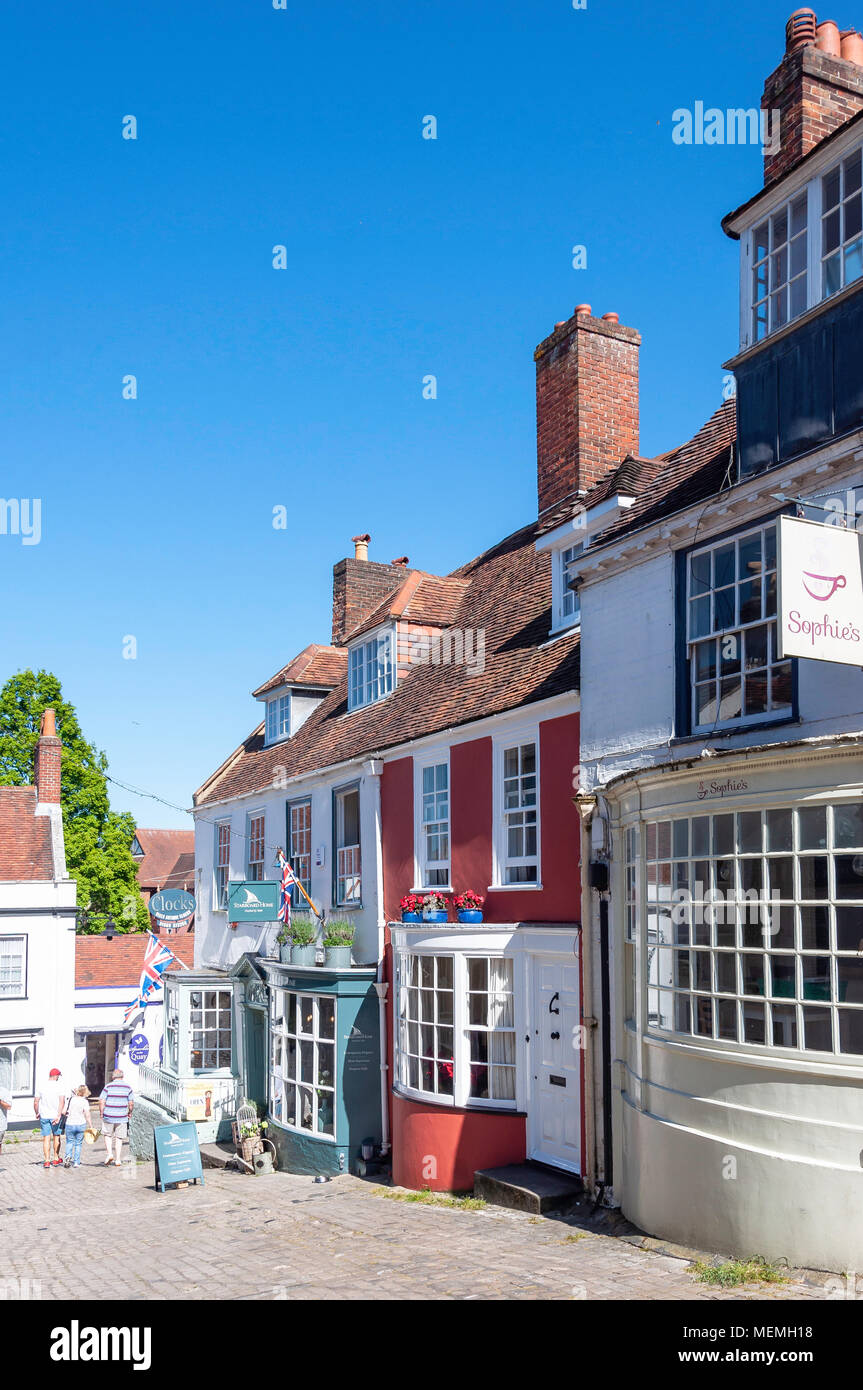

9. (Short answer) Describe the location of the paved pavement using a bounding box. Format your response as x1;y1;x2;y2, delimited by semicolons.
0;1134;822;1301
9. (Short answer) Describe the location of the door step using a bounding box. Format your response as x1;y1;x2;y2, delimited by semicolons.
199;1141;238;1171
474;1162;584;1215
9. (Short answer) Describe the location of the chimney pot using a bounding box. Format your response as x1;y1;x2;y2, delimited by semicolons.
351;533;371;561
816;20;842;56
390;556;409;567
840;29;863;62
574;303;592;317
40;708;57;737
601;311;620;323
786;8;817;52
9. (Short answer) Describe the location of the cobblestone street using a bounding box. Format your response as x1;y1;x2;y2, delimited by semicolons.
0;1137;822;1301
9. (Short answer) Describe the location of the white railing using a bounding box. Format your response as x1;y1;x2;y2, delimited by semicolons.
138;1064;182;1115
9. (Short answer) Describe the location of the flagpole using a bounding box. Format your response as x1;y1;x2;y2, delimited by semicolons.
277;849;324;922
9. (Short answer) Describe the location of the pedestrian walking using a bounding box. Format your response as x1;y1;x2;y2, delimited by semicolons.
62;1086;92;1168
34;1068;65;1169
99;1069;134;1166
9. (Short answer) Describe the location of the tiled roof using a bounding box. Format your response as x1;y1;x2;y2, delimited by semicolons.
252;644;348;698
346;572;471;642
75;933;195;989
195;522;580;806
587;400;737;548
133;829;196;891
0;787;56;880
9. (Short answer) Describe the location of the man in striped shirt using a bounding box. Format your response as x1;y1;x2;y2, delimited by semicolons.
99;1069;134;1166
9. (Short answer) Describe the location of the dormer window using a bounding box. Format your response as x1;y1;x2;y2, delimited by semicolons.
347;628;395;711
265;693;290;744
551;542;583;632
130;836;144;858
740;138;863;348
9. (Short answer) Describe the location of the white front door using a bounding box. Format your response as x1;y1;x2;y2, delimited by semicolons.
527;954;582;1174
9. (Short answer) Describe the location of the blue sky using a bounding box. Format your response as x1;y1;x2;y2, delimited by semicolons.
0;0;793;828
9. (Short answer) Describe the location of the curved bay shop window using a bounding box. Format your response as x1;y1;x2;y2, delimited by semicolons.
395;952;516;1106
190;989;232;1071
639;801;863;1056
270;990;336;1136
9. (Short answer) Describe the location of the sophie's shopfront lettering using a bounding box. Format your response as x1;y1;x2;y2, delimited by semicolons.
697;778;749;801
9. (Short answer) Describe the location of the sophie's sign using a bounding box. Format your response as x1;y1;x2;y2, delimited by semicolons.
778;515;863;666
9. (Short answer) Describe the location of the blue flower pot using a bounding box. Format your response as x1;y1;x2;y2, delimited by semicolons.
457;910;483;924
422;910;448;923
324;945;352;968
401;912;421;923
290;944;317;965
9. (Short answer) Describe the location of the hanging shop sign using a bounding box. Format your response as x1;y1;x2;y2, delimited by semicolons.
778;514;863;666
128;1033;149;1066
148;888;196;931
227;880;281;922
153;1121;204;1193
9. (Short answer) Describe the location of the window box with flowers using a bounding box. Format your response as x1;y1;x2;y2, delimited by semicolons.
455;891;484;924
422;892;449;923
400;894;424;923
323;919;354;969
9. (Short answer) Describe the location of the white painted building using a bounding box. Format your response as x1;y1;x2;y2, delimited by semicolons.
0;711;77;1125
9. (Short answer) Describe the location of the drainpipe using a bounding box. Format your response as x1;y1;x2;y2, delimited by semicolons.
365;759;390;1156
575;795;598;1197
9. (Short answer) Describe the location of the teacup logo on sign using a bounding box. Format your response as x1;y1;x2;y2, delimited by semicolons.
779;514;863;666
697;778;748;801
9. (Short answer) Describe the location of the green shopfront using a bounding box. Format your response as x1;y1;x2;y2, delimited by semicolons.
261;961;383;1176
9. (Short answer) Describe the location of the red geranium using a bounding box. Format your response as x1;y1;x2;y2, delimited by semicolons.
455;890;484;911
400;894;423;913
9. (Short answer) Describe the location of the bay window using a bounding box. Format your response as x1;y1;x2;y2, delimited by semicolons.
636;800;863;1056
396;952;516;1107
190;989;232;1072
270;990;336;1136
686;521;791;732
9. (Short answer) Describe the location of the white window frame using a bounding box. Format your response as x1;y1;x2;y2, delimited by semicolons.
394;950;517;1109
287;798;312;907
551;540;583;633
636;800;863;1061
214;821;231;911
413;750;451;890
189;987;233;1074
265;691;291;745
686;520;792;735
0;935;27;999
269;988;337;1139
491;728;541;889
334;783;362;906
246;810;266;881
0;1040;35;1096
347;625;395;711
738;132;863;348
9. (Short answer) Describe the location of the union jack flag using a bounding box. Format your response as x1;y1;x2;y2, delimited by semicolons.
277;850;297;926
123;932;177;1027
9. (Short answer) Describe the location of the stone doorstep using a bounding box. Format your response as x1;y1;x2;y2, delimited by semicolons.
473;1162;584;1215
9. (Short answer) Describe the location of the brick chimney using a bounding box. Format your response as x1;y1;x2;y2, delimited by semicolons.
535;306;640;519
762;10;863;185
34;708;62;804
331;536;410;645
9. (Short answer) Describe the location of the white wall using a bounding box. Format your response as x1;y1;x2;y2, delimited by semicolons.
0;878;77;1125
72;988;165;1094
194;761;382;973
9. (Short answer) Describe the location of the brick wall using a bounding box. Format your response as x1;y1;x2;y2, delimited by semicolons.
34;732;62;804
763;44;863;184
331;557;409;645
535;310;640;518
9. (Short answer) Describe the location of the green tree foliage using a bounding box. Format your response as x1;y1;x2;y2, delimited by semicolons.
0;669;150;933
